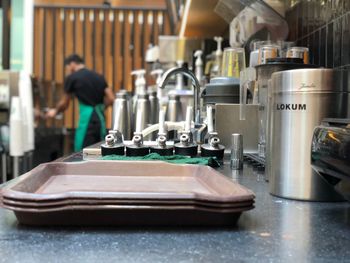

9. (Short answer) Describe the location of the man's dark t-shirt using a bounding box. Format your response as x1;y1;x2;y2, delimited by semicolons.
64;68;108;148
64;68;108;106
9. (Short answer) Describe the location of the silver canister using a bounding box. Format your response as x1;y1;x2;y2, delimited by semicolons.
148;91;159;124
230;133;243;170
134;94;150;133
112;92;132;140
255;58;313;158
166;94;183;122
267;69;350;201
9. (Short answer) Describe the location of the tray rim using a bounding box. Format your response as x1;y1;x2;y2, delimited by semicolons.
1;197;254;209
2;203;254;213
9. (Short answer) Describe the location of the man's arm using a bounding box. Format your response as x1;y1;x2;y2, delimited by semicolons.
104;87;115;107
46;93;71;118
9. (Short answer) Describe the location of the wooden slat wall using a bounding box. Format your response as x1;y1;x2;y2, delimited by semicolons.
34;0;167;9
33;6;172;130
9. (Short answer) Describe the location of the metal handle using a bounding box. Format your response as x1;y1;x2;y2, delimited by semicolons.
158;67;201;124
207;105;214;133
158;109;166;134
185;106;192;132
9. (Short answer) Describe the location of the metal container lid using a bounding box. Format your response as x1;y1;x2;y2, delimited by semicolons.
204;77;240;96
271;68;350;93
255;57;304;68
208;77;240;85
255;59;317;89
255;59;316;76
266;57;304;64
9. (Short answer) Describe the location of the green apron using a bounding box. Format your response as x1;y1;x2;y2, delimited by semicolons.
74;101;106;152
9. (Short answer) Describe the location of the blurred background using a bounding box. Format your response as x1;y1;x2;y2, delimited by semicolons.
0;0;349;178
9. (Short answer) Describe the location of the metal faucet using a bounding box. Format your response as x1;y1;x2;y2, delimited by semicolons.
158;67;201;124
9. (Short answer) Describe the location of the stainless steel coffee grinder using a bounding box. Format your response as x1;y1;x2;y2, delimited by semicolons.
267;69;350;201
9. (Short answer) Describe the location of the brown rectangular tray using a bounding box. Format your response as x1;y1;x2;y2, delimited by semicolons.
2;203;254;213
0;161;255;226
1;161;255;203
1;197;254;209
4;203;254;226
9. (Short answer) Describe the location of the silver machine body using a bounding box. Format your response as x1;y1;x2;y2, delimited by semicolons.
267;68;350;201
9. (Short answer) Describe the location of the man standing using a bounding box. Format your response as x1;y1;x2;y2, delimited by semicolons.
46;54;115;151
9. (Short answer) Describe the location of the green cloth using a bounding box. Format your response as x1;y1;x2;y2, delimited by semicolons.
75;101;106;152
101;153;220;167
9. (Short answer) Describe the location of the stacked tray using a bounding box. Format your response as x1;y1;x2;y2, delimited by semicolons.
0;161;255;226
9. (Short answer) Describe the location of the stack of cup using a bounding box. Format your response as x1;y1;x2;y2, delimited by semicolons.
221;47;246;78
9;96;24;178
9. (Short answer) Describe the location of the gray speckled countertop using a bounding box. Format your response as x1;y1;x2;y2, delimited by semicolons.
0;160;350;263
